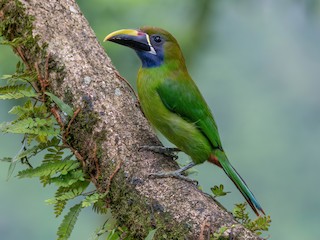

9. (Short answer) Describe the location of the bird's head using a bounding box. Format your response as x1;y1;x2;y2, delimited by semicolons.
104;27;185;69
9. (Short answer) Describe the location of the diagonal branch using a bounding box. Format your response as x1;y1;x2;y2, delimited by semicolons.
0;0;262;239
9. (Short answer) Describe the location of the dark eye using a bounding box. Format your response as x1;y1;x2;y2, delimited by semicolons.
153;35;162;43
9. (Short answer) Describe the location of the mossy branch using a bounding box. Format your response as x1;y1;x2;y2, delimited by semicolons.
0;1;266;239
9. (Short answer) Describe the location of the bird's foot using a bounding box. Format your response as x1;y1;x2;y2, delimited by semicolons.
139;145;181;160
149;162;198;185
149;171;197;184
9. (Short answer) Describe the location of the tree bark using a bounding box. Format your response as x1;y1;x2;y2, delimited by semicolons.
0;0;262;239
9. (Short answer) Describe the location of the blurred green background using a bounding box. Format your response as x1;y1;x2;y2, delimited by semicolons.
1;0;320;239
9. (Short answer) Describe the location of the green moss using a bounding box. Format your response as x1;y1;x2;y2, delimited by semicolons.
68;96;100;150
66;95;106;180
0;0;58;106
0;0;48;66
109;171;190;239
63;88;75;108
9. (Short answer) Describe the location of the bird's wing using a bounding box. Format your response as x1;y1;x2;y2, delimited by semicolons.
156;77;222;149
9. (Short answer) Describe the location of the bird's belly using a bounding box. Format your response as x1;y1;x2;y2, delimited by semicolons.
140;94;212;164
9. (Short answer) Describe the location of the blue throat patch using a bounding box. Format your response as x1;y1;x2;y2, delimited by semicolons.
135;49;164;68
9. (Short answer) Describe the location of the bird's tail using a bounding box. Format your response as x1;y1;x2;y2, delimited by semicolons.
213;149;265;216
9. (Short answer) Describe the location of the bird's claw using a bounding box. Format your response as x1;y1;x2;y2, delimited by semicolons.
139;145;180;160
148;171;198;185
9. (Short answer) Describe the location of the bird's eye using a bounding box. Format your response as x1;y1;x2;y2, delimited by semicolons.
153;35;162;43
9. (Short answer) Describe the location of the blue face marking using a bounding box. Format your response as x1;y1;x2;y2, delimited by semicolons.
135;47;164;68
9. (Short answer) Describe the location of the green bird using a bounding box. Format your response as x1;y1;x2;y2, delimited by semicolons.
104;27;264;216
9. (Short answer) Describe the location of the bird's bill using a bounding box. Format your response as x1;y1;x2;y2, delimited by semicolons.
104;29;156;54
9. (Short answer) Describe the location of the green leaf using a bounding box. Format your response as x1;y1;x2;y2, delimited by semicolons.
11;137;62;164
57;203;82;240
54;200;67;217
6;142;28;180
0;84;37;99
106;230;120;240
92;198;109;215
212;226;229;239
210;184;230;197
82;192;106;208
0;38;24;47
9;100;48;120
1;74;14;80
18;160;80;178
233;203;271;235
7;161;18;181
49;169;85;187
45;92;74;117
0;157;12;162
144;229;157;240
51;182;88;217
245;215;271;234
46;181;90;205
0;117;59;136
1;70;36;84
233;203;250;224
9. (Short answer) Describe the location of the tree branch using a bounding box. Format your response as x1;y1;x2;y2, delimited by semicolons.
0;0;262;239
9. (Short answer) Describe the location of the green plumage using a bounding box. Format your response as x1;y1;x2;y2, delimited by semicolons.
138;65;218;164
105;26;264;216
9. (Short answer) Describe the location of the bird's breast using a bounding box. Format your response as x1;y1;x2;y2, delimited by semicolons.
136;68;212;164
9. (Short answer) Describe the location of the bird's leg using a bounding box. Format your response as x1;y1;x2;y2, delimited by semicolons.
149;162;198;184
139;145;181;159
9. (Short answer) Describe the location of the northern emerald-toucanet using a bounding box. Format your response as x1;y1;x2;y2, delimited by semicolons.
104;27;265;216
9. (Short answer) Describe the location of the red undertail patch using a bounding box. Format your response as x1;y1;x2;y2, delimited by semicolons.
208;154;222;168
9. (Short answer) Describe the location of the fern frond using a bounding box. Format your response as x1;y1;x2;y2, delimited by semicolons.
49;169;86;187
9;100;48;120
39;175;51;187
54;200;67;217
18;160;80;178
82;192;106;208
1;69;37;85
0;157;12;162
43;147;64;163
57;203;82;240
0;84;37;99
15;137;62;162
245;215;271;235
92;197;109;215
0;37;24;48
0;117;59;136
17;144;45;160
46;181;90;204
233;203;271;235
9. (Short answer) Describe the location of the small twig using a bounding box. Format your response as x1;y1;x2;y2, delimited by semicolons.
72;148;84;162
35;60;50;101
149;202;157;228
51;107;65;130
92;142;101;178
106;160;123;193
14;46;40;94
65;107;81;138
115;71;138;100
82;190;97;196
45;53;50;81
21;156;33;169
115;71;142;111
86;141;102;190
15;46;29;69
199;217;210;240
